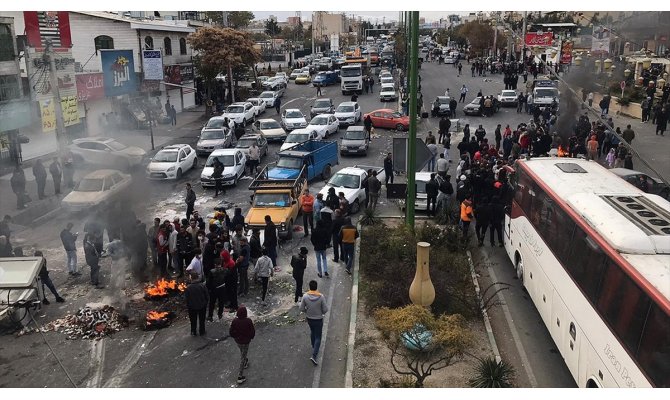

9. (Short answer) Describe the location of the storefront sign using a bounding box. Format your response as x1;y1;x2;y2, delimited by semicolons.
525;32;554;47
560;41;573;65
180;64;194;83
75;73;104;102
101;49;138;97
40;96;79;132
142;50;164;80
164;64;182;85
26;48;77;102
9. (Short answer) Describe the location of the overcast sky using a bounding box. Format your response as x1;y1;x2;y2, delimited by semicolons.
251;11;469;23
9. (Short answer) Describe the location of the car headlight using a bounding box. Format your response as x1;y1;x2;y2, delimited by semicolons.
223;173;233;178
167;166;175;172
359;145;367;149
201;174;207;179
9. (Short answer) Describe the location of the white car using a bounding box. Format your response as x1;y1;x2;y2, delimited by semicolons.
253;118;287;142
279;129;318;152
262;76;287;91
289;69;302;80
62;169;131;212
146;144;198;180
222;102;255;126
259;91;281;108
275;72;288;81
318;167;385;214
246;98;267;116
380;76;394;86
200;148;247;188
69;137;145;170
334;101;362;126
197;117;234;155
305;114;339;139
398;172;432;210
281;108;308;131
379;83;398;101
497;90;518;106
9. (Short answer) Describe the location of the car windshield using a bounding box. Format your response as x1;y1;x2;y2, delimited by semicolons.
502;91;516;96
254;193;292;207
259;92;274;99
285;133;309;142
276;157;303;168
340;67;361;77
260;120;281;129
285;111;304;119
205;119;226;129
248;99;259;106
236;138;257;148
328;173;360;189
337;105;354;112
226;106;245;114
76;178;103;192
310;117;328;125
381;87;394;92
535;88;558;98
298;74;309;78
201;130;225;140
314;100;331;108
345;130;366;140
106;141;127;151
153;151;178;162
206;154;235;167
416;181;427;194
438;97;449;104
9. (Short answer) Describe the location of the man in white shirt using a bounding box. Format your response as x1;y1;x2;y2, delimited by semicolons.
436;153;449;177
248;143;261;175
186;248;203;281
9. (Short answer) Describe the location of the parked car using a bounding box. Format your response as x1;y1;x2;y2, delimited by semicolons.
62;169;131;212
281;108;308;131
334;101;362;127
340;126;370;156
497;90;518;107
310;98;335;118
306;114;339;139
69;137;145;170
258;91;282;108
317;166;385;214
262;76;287;91
200;148;247;188
146;144;198;180
463;96;500;116
379;83;398;102
222;102;256;126
246;97;267;116
253;118;287;142
363;109;410;131
295;73;311;84
610;168;670;199
197;117;234;156
279;129;319;152
380;75;394;86
433;96;452;117
397;172;432;210
289;69;302;80
235;133;269;160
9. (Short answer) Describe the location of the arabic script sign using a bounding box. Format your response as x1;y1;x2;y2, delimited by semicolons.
101;49;137;97
525;32;554;47
75;73;104;102
40;96;79;132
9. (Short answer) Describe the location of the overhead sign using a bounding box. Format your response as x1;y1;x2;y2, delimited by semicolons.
26;48;77;102
75;73;104;102
39;96;79;132
23;11;72;49
142;50;164;80
101;49;138;97
392;137;433;172
560;41;573;65
525;32;553;47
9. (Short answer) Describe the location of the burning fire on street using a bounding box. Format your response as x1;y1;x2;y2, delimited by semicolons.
144;278;187;300
557;146;569;157
145;310;175;330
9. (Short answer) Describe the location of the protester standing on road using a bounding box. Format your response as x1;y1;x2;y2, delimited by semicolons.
622;124;635;144
460;198;474;243
275;96;281;114
300;280;329;366
229;306;255;385
656;107;667;136
339;219;358;274
49;158;62;195
10;165;27;210
236;237;251;297
253;248;274;305
170;105;177;126
185;183;196;221
211;158;224;197
60;223;79;276
384;153;394;185
32;160;47;200
185;272;209;336
35;250;65;304
426;173;439;217
248;142;260;175
311;220;330;278
147;218;160;270
206;261;226;320
62;153;74;189
300;189;315;237
331;209;344;263
459;85;468;103
84;231;103;288
291;247;308;304
263;215;278;268
316;82;322;96
367;171;382;211
364;115;373;139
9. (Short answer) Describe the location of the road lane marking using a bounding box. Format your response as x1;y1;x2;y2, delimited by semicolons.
311;248;339;388
103;331;157;387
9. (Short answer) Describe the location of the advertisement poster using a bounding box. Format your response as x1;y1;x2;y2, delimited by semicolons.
142;50;164;80
560;41;573;65
40;96;80;132
75;73;104;102
23;11;72;49
164;64;182;85
26;48;77;102
591;26;611;55
525;32;554;47
101;49;137;97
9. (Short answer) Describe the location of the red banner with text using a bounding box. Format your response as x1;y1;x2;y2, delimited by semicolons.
525;32;554;47
75;73;105;102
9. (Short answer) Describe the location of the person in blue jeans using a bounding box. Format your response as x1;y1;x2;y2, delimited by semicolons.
310;220;330;278
299;280;329;365
60;222;80;276
338;219;359;274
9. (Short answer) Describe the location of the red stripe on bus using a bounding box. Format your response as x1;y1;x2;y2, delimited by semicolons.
519;161;670;314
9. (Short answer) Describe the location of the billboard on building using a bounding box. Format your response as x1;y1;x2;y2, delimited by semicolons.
591;26;610;55
142;50;164;80
101;50;138;97
75;73;104;102
561;41;573;64
164;64;182;85
525;32;554;47
26;48;77;102
39;96;79;132
23;11;72;49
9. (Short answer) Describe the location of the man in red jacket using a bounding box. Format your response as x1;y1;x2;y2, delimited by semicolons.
229;306;256;385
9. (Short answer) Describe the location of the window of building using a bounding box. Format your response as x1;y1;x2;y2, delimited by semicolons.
145;36;154;50
164;37;172;55
0;24;13;62
179;37;187;55
0;74;20;101
94;35;114;55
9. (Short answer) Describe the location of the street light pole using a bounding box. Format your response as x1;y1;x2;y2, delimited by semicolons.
406;11;419;228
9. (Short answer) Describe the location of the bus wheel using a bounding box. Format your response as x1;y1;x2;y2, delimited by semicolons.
515;254;524;284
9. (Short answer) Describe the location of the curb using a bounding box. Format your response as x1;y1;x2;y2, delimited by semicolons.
466;249;502;363
344;222;362;388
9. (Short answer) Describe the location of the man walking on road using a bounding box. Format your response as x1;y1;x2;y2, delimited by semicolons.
316;82;322;96
310;220;330;278
367;171;382;211
291;247;308;304
275;96;281;114
229;305;255;385
383;153;394;185
263;215;278;268
300;280;329;366
49;158;62;195
339;219;358;274
60;222;79;276
459;85;468;103
185;183;196;221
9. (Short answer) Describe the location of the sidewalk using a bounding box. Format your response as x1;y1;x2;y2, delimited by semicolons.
0;106;207;228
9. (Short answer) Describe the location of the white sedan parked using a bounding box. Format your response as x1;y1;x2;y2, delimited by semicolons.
62;169;132;212
281;108;308;131
305;114;339;139
246;98;267;117
69;137;145;170
222;102;256;126
146;144;198;180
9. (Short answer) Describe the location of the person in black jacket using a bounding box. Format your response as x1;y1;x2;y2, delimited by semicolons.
330;209;345;263
489;197;505;247
49;158;62;195
231;207;245;231
32;160;47;200
206;263;227;321
383;153;394;185
263;215;278;268
438;117;451;145
474;198;492;247
84;232;104;288
35;251;65;304
185;183;196;221
426;173;439;217
10;165;26;210
60;223;79;276
177;226;194;277
185;272;209;336
291;247;308;303
310;220;330;278
325;187;339;210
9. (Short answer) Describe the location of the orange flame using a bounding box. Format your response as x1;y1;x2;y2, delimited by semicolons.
557;146;568;157
146;311;169;320
144;278;186;298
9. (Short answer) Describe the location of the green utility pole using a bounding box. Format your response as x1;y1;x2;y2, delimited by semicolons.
405;11;419;227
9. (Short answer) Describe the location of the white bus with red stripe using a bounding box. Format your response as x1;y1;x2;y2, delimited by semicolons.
503;157;669;388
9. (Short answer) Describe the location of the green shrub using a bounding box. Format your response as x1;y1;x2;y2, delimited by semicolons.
468;357;516;388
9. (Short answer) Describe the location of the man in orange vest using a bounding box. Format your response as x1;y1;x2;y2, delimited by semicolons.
300;189;315;237
460;198;474;242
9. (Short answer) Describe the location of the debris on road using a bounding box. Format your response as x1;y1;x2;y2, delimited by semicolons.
42;305;128;340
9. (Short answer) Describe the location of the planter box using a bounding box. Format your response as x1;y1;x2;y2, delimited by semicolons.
592;92;642;119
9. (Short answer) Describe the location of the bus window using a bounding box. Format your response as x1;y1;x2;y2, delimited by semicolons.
596;261;651;355
636;305;670;387
566;227;606;302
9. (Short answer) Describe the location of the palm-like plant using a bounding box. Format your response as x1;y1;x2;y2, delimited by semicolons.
468;357;516;388
359;206;380;226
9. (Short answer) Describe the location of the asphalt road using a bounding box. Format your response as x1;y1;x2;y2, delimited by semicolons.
1;63;577;388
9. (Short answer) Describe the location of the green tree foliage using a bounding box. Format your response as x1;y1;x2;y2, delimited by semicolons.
265;18;280;36
457;21;495;57
374;304;473;388
228;11;255;29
